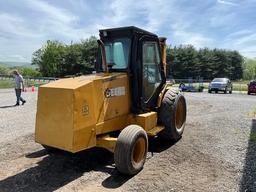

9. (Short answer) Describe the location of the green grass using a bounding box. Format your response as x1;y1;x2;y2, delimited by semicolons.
232;83;248;92
0;79;47;89
0;80;15;89
25;80;47;87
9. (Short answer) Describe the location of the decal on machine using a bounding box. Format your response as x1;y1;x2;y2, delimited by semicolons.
82;101;89;116
104;87;125;98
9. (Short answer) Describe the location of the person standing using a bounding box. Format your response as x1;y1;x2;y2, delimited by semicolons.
13;70;26;106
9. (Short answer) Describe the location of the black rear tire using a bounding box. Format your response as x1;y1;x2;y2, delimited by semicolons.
158;90;187;141
114;125;148;175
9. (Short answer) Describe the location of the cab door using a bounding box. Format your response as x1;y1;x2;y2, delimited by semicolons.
139;35;165;111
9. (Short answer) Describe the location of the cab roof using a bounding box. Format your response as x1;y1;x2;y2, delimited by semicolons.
99;26;157;39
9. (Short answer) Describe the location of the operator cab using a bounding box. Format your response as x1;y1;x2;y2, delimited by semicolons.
96;26;166;114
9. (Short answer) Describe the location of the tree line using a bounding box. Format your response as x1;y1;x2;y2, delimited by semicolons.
31;36;255;80
32;37;98;77
167;45;244;80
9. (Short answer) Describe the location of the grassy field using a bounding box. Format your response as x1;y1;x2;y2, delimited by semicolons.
0;80;16;89
172;81;249;92
0;79;47;89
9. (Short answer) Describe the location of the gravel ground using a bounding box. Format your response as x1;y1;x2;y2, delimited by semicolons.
0;89;255;192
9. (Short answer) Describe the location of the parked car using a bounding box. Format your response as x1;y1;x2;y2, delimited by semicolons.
248;80;256;95
179;82;204;92
208;78;232;94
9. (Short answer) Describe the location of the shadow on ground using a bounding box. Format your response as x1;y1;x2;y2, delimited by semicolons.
240;119;256;191
0;105;17;108
0;136;177;192
101;136;178;189
0;148;115;192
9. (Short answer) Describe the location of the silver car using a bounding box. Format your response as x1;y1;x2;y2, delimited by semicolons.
208;78;232;94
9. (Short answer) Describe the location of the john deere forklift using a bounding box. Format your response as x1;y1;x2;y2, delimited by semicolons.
35;26;187;175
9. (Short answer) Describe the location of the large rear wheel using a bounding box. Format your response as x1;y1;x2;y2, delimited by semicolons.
114;125;148;175
158;90;187;140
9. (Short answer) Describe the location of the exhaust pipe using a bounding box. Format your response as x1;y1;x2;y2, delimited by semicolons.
159;37;167;76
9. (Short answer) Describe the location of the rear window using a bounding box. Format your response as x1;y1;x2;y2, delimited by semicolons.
212;78;227;83
249;81;256;85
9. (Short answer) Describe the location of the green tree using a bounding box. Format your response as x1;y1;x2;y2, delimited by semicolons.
0;65;9;75
243;58;256;80
32;36;98;77
167;46;243;80
32;40;66;77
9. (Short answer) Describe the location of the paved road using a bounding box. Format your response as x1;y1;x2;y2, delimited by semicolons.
0;89;255;192
0;89;37;144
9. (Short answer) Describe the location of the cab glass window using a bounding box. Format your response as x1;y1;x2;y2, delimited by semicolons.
142;41;162;101
104;38;131;69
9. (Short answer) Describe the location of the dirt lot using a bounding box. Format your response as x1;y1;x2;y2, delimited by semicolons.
0;89;255;192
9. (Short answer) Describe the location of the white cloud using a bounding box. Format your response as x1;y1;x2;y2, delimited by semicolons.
0;13;41;38
222;31;256;58
8;55;28;62
0;0;255;61
173;30;213;48
217;0;239;6
0;1;99;62
24;0;77;24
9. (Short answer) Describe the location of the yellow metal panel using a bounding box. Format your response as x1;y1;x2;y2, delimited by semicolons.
35;87;74;151
102;74;130;121
128;112;157;131
96;135;117;153
147;126;164;136
73;82;96;130
96;114;128;135
36;72;132;152
41;74;102;89
92;79;105;123
157;83;173;108
72;82;97;151
72;125;96;152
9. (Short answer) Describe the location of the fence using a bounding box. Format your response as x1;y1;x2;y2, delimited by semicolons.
0;74;59;89
0;74;58;81
169;78;248;93
0;75;249;93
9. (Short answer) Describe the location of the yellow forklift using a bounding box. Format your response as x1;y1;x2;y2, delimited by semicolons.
35;26;187;175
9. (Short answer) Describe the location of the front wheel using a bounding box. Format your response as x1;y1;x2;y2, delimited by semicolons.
114;125;148;175
158;90;187;141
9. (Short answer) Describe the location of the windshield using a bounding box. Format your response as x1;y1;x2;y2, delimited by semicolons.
212;78;227;83
250;80;256;85
104;38;131;69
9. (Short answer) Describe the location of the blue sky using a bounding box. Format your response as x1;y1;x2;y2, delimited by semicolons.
0;0;255;62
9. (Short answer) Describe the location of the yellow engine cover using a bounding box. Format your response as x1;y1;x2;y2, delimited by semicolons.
35;73;130;153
